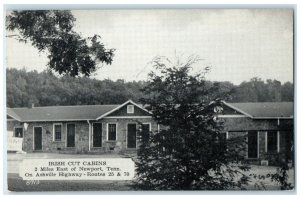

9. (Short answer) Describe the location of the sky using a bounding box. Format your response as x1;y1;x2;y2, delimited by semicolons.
6;9;293;85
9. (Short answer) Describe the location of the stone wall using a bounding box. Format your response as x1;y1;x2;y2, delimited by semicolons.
91;118;158;153
222;117;276;131
223;117;293;166
19;118;157;153
7;116;293;164
22;121;89;153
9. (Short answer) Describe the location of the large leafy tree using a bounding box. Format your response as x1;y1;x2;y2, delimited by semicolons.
135;56;250;190
6;10;115;77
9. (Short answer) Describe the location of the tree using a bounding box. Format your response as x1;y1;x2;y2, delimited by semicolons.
6;11;115;77
135;56;250;190
6;68;147;107
281;82;294;101
230;78;294;103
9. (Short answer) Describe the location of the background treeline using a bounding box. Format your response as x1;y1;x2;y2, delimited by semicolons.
6;68;293;108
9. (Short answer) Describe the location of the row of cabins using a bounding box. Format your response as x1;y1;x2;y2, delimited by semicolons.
7;100;293;166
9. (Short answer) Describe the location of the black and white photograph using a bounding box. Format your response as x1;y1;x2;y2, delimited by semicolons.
4;6;295;193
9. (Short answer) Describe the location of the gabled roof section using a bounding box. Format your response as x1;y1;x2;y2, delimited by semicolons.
223;102;253;118
7;108;22;121
224;102;293;119
96;99;151;120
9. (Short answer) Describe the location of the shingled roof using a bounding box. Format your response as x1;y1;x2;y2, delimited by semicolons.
7;101;293;122
6;100;152;122
225;102;293;119
7;104;119;122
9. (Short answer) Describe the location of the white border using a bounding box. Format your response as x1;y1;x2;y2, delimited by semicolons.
2;3;298;198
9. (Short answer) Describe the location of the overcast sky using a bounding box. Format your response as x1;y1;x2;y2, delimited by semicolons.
6;9;293;85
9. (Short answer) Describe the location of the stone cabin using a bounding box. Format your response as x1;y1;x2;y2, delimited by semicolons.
7;100;158;154
218;102;293;166
7;100;293;165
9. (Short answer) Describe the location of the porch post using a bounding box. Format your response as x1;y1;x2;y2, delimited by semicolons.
87;120;91;151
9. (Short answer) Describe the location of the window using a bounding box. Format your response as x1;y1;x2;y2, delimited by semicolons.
108;123;117;141
127;105;134;113
267;131;278;153
14;127;23;138
53;124;62;141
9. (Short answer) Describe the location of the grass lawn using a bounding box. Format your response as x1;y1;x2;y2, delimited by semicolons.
7;174;133;192
239;165;294;190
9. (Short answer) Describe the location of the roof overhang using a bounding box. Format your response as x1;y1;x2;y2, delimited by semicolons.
252;117;293;119
7;109;22;121
21;119;95;122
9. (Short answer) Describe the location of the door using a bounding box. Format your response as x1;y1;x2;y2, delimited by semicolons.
34;127;42;150
93;123;102;147
248;131;258;158
141;124;150;142
67;124;75;147
127;123;137;148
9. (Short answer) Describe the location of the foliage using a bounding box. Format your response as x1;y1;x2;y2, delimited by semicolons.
6;11;115;77
134;56;251;190
281;82;294;102
250;164;294;190
6;68;293;108
270;165;293;190
6;68;146;107
230;77;293;102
